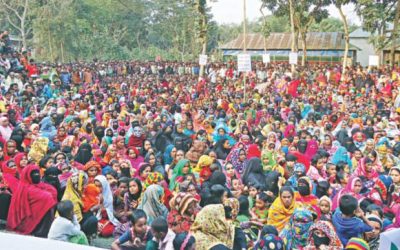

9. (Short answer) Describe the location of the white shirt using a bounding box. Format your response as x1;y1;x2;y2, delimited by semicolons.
48;216;82;242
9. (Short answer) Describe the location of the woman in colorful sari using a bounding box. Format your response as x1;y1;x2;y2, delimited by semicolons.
191;204;235;250
126;146;144;172
295;176;320;217
62;171;98;237
7;164;57;237
280;207;314;250
267;186;297;232
137;184;168;225
169;159;192;191
304;220;343;249
167;192;198;234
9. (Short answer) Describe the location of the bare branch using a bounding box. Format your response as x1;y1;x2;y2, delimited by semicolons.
0;0;23;21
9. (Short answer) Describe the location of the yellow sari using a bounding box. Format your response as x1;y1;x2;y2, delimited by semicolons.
191;204;235;250
192;155;213;173
61;171;85;222
267;193;297;232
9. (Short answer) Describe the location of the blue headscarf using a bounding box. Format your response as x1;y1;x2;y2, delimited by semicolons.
331;146;352;168
163;144;175;165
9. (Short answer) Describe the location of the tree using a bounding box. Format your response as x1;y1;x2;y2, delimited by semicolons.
354;0;397;63
0;0;32;49
391;0;400;65
331;0;351;76
261;0;329;66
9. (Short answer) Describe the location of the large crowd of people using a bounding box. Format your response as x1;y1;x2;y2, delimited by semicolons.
1;30;400;250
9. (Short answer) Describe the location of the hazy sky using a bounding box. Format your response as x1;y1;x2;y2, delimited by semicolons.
209;0;361;25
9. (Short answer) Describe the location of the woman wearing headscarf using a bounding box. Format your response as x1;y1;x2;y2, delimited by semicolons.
295;176;320;217
137;184;168;225
214;138;232;160
126;146;144;171
144;151;165;176
94;175;120;237
42;167;62;201
103;144;119;165
74;143;93;165
7;164;57;237
62;171;98;237
14;152;27;175
241;157;266;190
332;176;363;211
191;204;235;250
167;192;198;234
280;207;314;250
226;148;247;175
304;220;343;249
267;186;297;232
331;144;352;168
169;159;192;191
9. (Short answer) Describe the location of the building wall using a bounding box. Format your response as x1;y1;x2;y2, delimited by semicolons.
349;37;375;66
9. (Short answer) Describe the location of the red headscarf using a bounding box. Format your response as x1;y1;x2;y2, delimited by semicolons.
14;152;26;174
7;164;57;234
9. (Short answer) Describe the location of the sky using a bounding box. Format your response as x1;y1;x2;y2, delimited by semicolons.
209;0;361;26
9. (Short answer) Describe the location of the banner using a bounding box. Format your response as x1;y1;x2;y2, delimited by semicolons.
237;54;252;72
262;54;270;64
369;55;379;66
289;52;298;65
199;54;208;66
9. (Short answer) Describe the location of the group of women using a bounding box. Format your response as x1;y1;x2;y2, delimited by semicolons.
0;52;400;250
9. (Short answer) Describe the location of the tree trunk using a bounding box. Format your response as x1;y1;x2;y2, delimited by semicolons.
337;5;349;76
390;0;400;66
289;0;296;73
301;32;307;66
198;7;207;79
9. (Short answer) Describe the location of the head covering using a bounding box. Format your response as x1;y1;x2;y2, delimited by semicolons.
331;146;352;168
267;189;297;232
61;171;85;221
169;159;191;190
229;148;247;174
223;197;240;219
137;184;168;224
143;172;165;190
7;164;57;234
193;155;213;173
74;143;93;165
254;234;284;250
191;204;235;250
280;207;313;250
163;144;175;165
306;220;343;249
332;176;362;211
169;192;197;216
345;238;369;250
94;175;120;226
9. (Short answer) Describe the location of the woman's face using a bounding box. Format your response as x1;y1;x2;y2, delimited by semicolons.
171;147;177;158
46;159;54;168
109;147;117;157
390;169;400;184
0;147;3;158
176;150;184;161
141;166;151;179
144;141;151;150
249;186;258;198
232;179;241;191
364;221;381;241
106;174;116;184
280;191;293;208
128;149;137;159
112;162;121;173
88;167;98;177
148;155;156;166
94;180;103;192
316;159;325;170
182;163;190;175
218;128;225;136
327;164;336;177
117;139;124;148
223;140;231;149
209;151;217;161
239;150;246;161
20;155;28;167
58;127;66;136
353;180;362;194
365;163;373;173
6;142;16;154
186;200;197;215
129;180;139;195
225;163;235;177
56;154;66;164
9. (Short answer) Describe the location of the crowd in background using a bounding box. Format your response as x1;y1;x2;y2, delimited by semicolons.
1;31;400;250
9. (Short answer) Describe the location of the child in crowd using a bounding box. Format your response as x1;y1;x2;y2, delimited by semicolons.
149;217;176;250
318;195;332;221
250;192;273;224
48;200;88;245
111;209;152;250
332;194;374;246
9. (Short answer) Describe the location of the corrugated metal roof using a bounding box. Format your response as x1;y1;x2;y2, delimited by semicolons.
220;32;352;51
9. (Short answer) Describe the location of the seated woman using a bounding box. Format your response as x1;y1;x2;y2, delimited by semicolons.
94;175;121;237
267;186;297;232
63;171;98;237
7;164;57;237
191;204;236;249
304;220;343;249
167;192;198;234
137;184;168;225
